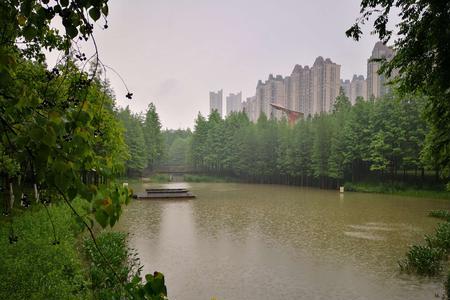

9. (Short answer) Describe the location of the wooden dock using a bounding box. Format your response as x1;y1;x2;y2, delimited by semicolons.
134;188;195;200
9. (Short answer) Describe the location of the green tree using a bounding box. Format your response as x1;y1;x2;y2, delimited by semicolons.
293;119;314;186
117;107;147;173
204;111;224;173
328;91;352;185
341;97;373;181
311;115;333;187
167;137;190;166
347;0;450;182
143;103;164;169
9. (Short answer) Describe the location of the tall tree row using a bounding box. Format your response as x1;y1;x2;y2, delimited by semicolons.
117;103;164;175
190;92;441;188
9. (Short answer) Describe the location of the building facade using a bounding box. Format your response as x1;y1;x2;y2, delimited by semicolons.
209;89;223;118
215;42;395;123
340;79;351;99
350;74;367;104
311;57;341;114
242;96;257;122
248;57;340;122
289;64;312;116
367;41;395;99
226;92;242;116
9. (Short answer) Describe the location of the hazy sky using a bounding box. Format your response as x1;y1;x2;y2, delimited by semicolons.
80;0;385;129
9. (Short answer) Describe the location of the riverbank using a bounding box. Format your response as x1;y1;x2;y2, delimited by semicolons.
344;182;450;200
0;201;142;299
180;173;450;200
0;202;88;299
119;173;172;184
184;174;234;183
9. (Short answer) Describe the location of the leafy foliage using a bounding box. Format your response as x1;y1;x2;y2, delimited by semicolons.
84;231;168;300
143;103;164;169
117;104;165;175
399;245;443;276
400;217;450;278
0;202;88;300
347;0;450;182
0;2;169;298
429;210;450;222
118;107;148;172
190;94;436;188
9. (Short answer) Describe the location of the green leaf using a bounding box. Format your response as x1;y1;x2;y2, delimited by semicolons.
68;187;78;200
60;0;69;7
22;26;37;41
30;127;45;141
101;4;109;16
95;209;109;228
78;111;91;124
109;215;116;227
89;7;101;21
66;26;78;39
42;126;56;146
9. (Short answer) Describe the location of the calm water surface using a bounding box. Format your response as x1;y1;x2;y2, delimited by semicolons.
117;182;449;300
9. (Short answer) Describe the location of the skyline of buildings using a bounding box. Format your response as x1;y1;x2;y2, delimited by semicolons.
210;42;394;122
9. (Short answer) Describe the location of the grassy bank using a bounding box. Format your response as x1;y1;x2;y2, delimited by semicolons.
0;202;88;299
118;173;172;184
149;173;172;183
344;182;450;200
0;200;164;299
183;173;450;200
183;174;235;183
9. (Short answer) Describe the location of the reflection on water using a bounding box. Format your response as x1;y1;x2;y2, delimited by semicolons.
117;182;449;300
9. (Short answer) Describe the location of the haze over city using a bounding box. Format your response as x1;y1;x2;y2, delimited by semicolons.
3;1;450;299
80;0;385;129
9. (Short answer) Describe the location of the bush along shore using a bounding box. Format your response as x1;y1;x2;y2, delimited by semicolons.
0;200;168;300
190;95;450;194
399;210;450;298
344;182;450;200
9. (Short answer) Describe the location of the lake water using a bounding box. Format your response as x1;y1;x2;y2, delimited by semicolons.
117;182;449;300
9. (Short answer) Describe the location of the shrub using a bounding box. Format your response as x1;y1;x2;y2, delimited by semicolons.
429;210;450;222
425;222;450;253
151;174;171;183
0;204;88;300
83;231;168;300
84;232;138;299
399;244;443;276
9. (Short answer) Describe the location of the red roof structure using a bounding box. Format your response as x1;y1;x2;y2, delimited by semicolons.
270;103;304;126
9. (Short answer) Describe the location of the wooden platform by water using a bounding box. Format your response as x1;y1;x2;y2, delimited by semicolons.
134;188;195;200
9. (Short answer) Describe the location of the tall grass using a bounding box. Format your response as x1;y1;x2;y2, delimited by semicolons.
0;203;88;299
344;182;450;200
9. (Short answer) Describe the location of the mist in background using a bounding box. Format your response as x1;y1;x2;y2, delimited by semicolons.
70;0;385;129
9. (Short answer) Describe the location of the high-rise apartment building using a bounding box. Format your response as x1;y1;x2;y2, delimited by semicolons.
350;75;367;104
289;65;312;116
249;57;340;122
256;74;287;120
242;96;257;122
255;80;265;120
226;92;242;116
341;74;368;104
217;43;400;123
367;41;395;99
209;89;223;117
340;79;351;98
311;57;341;114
